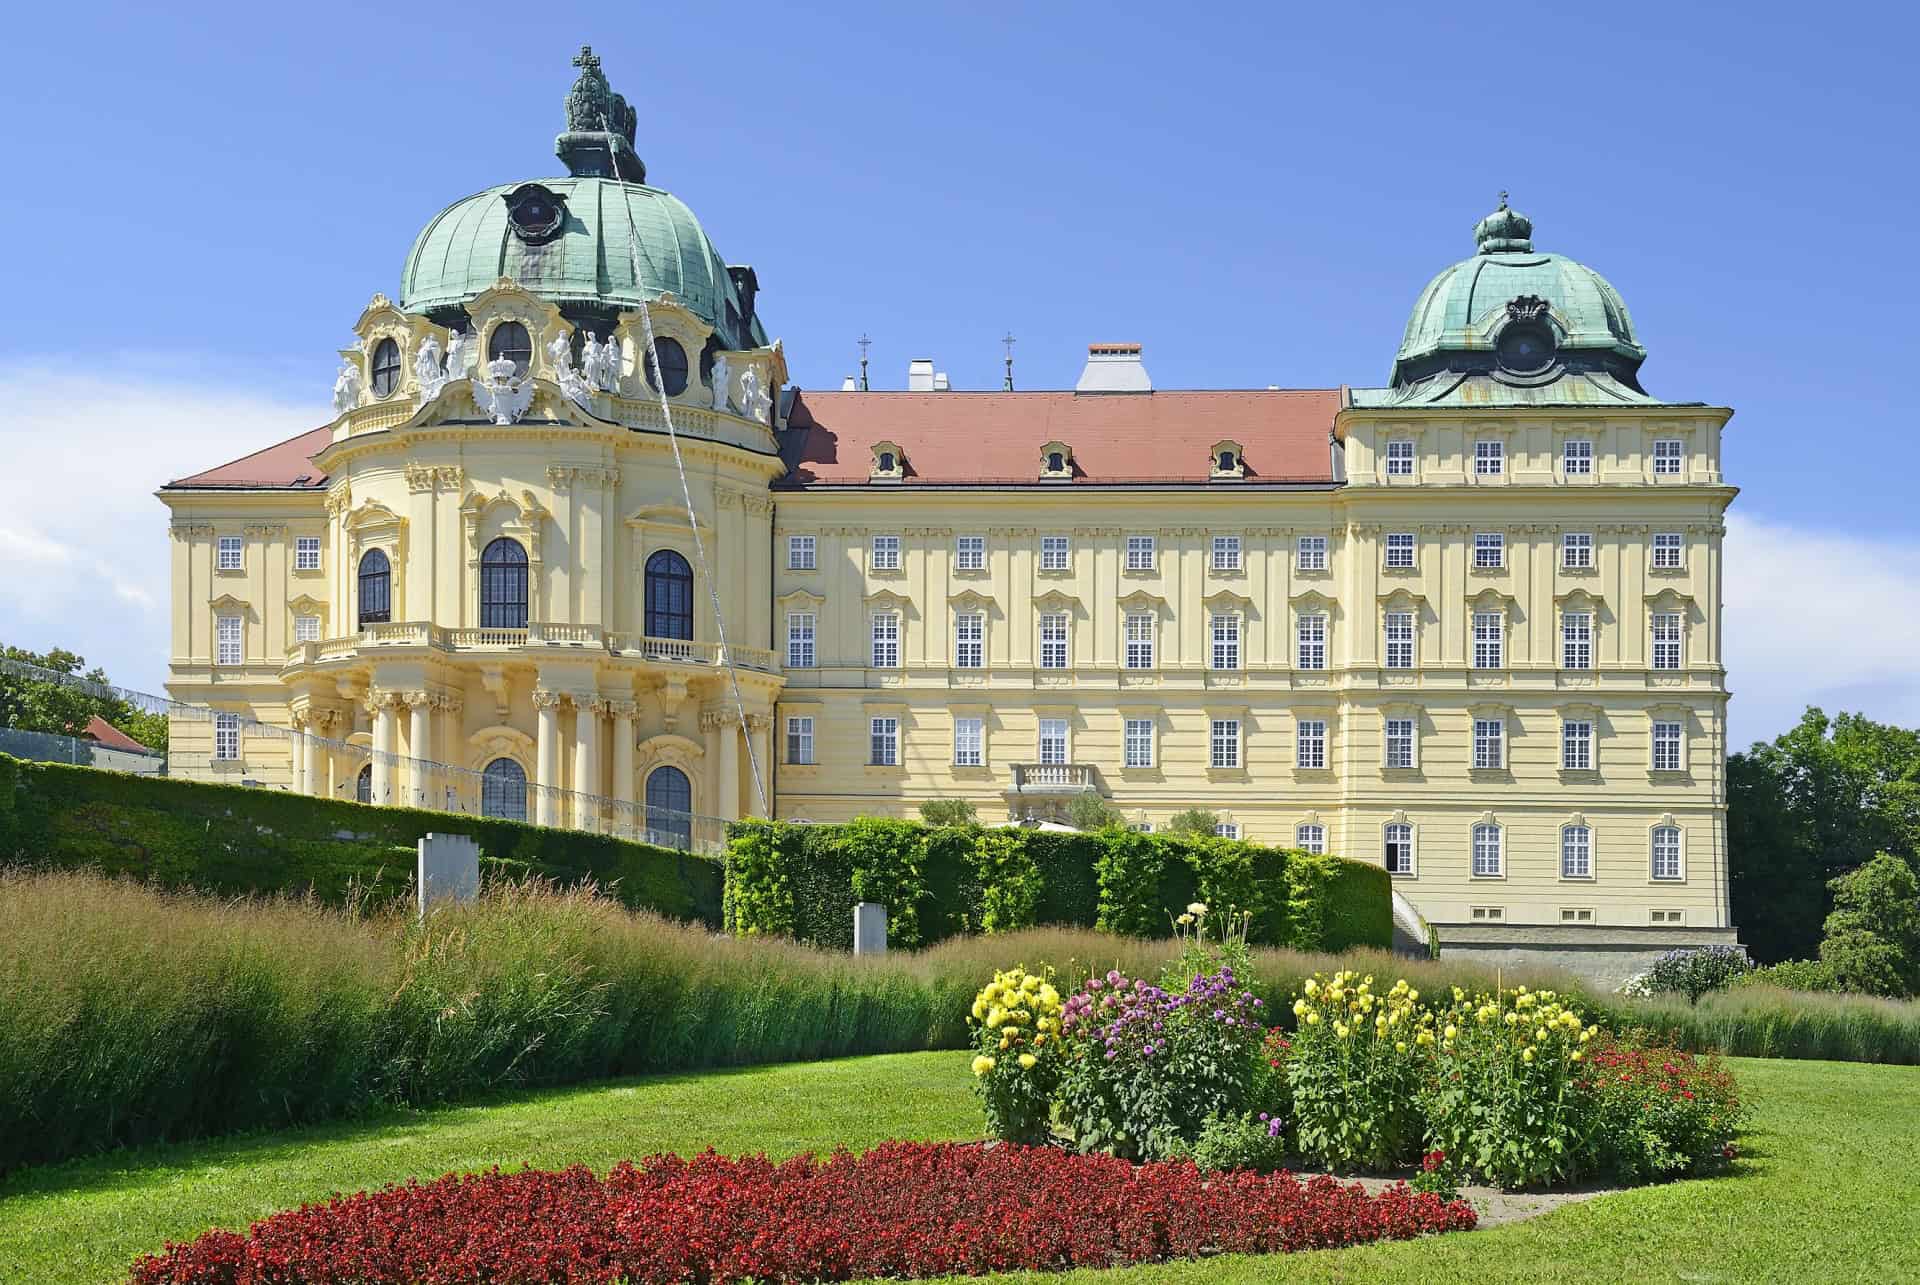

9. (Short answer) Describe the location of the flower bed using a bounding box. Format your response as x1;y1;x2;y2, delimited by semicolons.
129;1141;1476;1284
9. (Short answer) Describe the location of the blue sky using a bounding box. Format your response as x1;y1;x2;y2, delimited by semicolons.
1;0;1915;745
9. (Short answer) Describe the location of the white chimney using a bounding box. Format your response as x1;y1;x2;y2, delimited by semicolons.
907;358;936;392
932;371;950;391
842;374;858;391
1076;343;1151;393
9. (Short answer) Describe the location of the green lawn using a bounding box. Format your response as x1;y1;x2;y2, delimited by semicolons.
1;1053;1914;1285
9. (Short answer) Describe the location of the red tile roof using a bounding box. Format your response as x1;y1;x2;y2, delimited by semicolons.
166;426;332;490
780;390;1340;486
83;715;152;753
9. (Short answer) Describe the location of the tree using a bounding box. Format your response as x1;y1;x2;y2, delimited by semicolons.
1165;808;1221;839
917;798;978;827
1065;793;1125;832
1818;853;1920;998
0;644;168;752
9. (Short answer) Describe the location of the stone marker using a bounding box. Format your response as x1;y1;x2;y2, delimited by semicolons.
853;901;887;956
417;832;481;918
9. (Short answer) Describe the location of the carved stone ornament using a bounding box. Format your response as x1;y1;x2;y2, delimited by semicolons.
332;362;362;416
1506;295;1551;324
581;332;619;392
738;364;772;424
445;328;476;378
414;334;450;405
471;353;536;425
546;330;595;409
709;353;732;412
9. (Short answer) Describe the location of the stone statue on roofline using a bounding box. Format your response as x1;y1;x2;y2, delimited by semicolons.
710;353;732;412
471;352;535;425
332;362;362;416
414;335;448;404
445;327;475;377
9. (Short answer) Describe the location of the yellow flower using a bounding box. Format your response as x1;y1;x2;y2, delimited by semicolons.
1416;1030;1434;1046
1187;901;1209;916
1176;913;1194;926
1018;1053;1037;1069
1022;975;1041;993
1335;1023;1350;1039
1039;985;1060;1007
1395;1041;1408;1053
1571;1050;1583;1061
1522;1047;1536;1063
1444;1024;1458;1040
999;1035;1011;1050
1306;1011;1322;1026
971;1000;987;1021
1408;989;1419;1002
986;1009;1006;1029
1581;1029;1594;1043
1033;1033;1046;1046
1452;986;1466;1002
1304;978;1319;996
1536;1027;1548;1042
971;1055;995;1076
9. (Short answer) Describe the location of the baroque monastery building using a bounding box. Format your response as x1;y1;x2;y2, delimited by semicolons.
161;50;1738;956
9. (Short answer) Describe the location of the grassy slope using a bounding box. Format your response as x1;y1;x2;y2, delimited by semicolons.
0;1054;1914;1285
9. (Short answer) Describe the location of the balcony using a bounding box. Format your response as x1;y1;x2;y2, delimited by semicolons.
1008;763;1100;795
285;622;781;674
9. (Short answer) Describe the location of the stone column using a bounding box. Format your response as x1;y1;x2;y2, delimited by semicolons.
745;712;772;818
611;698;638;808
289;713;307;795
371;693;399;805
304;713;326;797
534;690;563;827
707;708;740;821
407;692;433;809
574;696;603;831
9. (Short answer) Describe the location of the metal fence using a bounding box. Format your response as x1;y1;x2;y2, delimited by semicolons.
0;725;167;775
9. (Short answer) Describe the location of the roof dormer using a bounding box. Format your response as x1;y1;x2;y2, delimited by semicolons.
870;440;905;483
1210;439;1246;480
1040;440;1074;482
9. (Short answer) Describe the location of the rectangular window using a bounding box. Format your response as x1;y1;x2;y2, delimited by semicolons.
1562;532;1593;569
1562;826;1593;879
1474;532;1505;569
293;614;321;643
869;716;899;766
1652;532;1684;569
1564;439;1593;475
1384;822;1413;875
1473;718;1504;770
1040;535;1070;571
213;711;241;761
786;612;816;668
953;612;984;668
1562;719;1594;770
870;534;901;571
1385;439;1415;476
1210;613;1240;670
1037;718;1069;766
1124;612;1155;669
1384;532;1415;569
1296;718;1326;770
1384;716;1414;769
870;612;900;668
1652;721;1683;772
1296;535;1328;571
1296;613;1327;670
955;535;986;571
215;614;243;666
216;535;243;571
1296;823;1325;854
1472;823;1503;876
1124;718;1154;768
1561;907;1595;924
1211;718;1242;769
1651;908;1685;925
1214;822;1240;839
953;716;984;767
1652;825;1684;880
1472;612;1504;669
1211;535;1242;571
1038;613;1069;669
1384;611;1414;670
786;715;815;765
1651;612;1683;670
1653;438;1684;475
1125;534;1156;571
294;536;321;571
1562;611;1593;670
1474;439;1505;476
787;534;816;570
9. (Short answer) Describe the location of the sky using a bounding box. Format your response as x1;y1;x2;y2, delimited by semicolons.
1;0;1915;749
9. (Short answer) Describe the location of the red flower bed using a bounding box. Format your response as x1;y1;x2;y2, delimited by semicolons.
131;1141;1476;1284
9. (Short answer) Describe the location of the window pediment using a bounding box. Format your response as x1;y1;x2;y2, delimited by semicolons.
287;594;326;617
1644;587;1695;612
1117;589;1170;615
208;592;251;613
778;589;826;612
1467;586;1516;611
344;500;406;534
1377;587;1428;609
863;588;915;612
1553;586;1606;610
948;588;999;612
1032;588;1083;613
1205;587;1258;612
625;502;706;531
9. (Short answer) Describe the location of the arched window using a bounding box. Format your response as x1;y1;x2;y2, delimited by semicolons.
645;549;694;640
370;338;401;397
481;757;528;821
645;766;693;849
357;548;391;627
355;762;373;803
878;451;895;472
480;537;528;629
1047;451;1065;473
645;337;689;395
1218;450;1236;471
488;321;532;376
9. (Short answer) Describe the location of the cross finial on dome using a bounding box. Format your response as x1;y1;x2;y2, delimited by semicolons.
558;43;645;182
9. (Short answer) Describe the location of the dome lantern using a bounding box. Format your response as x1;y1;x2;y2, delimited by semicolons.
557;45;645;183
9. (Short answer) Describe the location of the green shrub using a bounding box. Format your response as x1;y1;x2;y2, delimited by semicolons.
972;829;1045;935
1732;959;1843;993
917;798;977;827
842;817;931;949
1191;1111;1290;1174
1628;945;1755;1004
1164;808;1221;839
1582;1037;1745;1182
1820;853;1920;997
1065;793;1125;831
1285;969;1433;1171
965;966;1066;1145
1093;827;1168;937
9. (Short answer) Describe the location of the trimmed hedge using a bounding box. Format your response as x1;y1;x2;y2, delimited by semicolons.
0;753;723;924
724;819;1392;954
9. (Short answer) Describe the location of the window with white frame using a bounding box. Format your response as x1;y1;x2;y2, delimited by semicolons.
1562;611;1593;670
787;534;816;570
213;711;241;761
1124;612;1155;669
1562;532;1593;569
1297;613;1328;670
1039;613;1069;669
1211;718;1242;769
786;612;816;668
1385;532;1415;569
1296;535;1328;571
1211;535;1242;571
1384;822;1413;874
955;535;986;571
216;536;243;571
1296;823;1325;854
215;614;243;666
870;612;900;668
1651;612;1683;670
1474;439;1505;476
786;715;815;764
1474;532;1505;569
1214;822;1240;839
1385;439;1415;476
869;716;899;766
1652;825;1684;880
1473;717;1505;769
1562;825;1593;878
953;716;984;767
1562;719;1594;770
1040;535;1070;572
1472;823;1503;876
294;614;320;643
1652;720;1683;772
1124;718;1154;768
953;612;983;668
294;537;321;571
1296;718;1326;769
1125;534;1156;571
1384;716;1415;769
1652;532;1684;569
1563;439;1593;476
870;534;901;571
1384;610;1414;669
1037;718;1069;765
1652;438;1684;476
1210;612;1240;670
1472;611;1504;669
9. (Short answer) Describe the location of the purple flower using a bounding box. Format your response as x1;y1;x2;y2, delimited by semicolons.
1142;1043;1155;1056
